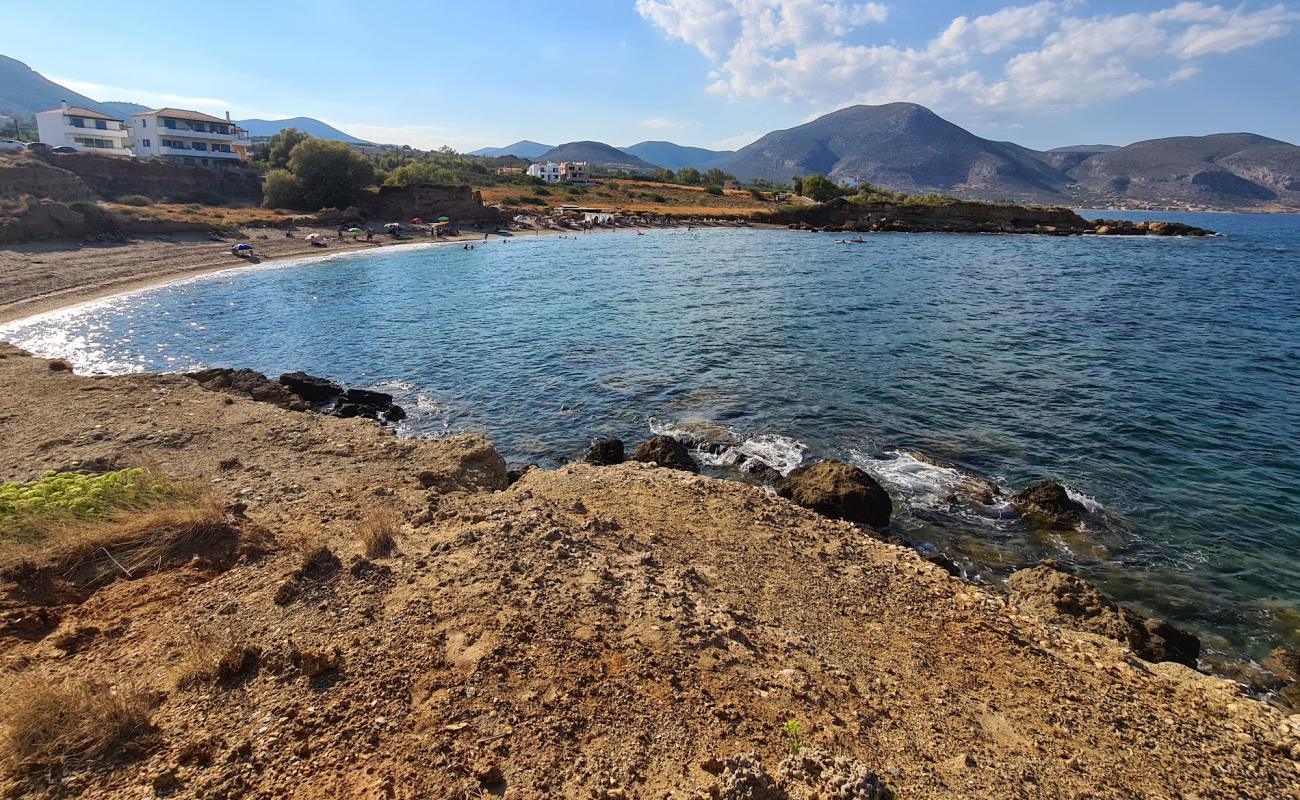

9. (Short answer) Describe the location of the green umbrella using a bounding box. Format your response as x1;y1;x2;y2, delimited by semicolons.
347;227;364;233
437;216;450;222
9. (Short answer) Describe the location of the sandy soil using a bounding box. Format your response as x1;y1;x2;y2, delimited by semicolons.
1;345;1297;799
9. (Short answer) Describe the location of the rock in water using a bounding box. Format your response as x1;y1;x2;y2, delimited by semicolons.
332;388;405;424
778;460;892;528
632;435;698;473
1011;481;1087;529
1008;561;1200;667
279;371;342;403
584;436;625;466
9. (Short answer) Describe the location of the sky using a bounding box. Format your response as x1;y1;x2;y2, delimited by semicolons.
5;0;1300;152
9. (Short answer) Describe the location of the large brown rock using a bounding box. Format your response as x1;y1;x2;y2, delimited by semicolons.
1008;562;1200;667
632;435;697;473
1011;481;1086;529
778;460;892;529
584;436;625;466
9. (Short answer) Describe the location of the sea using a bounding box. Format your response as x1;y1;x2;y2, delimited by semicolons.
3;211;1298;659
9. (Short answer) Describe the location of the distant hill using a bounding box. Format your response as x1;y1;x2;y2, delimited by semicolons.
620;141;732;171
537;141;658;172
1067;133;1300;208
98;101;150;118
470;140;554;159
238;117;368;143
1038;144;1121;171
0;54;115;118
718;103;1067;202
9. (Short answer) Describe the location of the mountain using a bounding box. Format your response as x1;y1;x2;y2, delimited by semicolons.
470;140;554;159
536;141;658;171
620;141;732;171
718;103;1068;202
1039;144;1121;171
0;54;116;118
238;117;368;143
98;101;150;118
1066;133;1300;208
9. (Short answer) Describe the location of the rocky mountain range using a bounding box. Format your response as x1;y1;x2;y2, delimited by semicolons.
238;117;368;143
535;141;658;172
469;140;554;159
620;141;732;171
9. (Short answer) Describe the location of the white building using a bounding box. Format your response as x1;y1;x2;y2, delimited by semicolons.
526;161;591;184
131;108;249;167
35;102;132;155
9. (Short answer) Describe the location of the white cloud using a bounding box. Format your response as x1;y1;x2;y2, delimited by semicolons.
47;76;245;116
637;1;1300;118
641;116;692;129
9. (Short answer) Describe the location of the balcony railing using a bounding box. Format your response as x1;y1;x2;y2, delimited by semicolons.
159;145;241;158
157;121;247;140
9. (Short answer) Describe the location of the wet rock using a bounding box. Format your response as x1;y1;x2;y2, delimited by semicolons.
740;459;783;484
633;435;698;473
1008;561;1200;667
506;464;538;485
778;460;892;529
1011;481;1086;529
278;371;342;403
187;368;309;411
332;388;405;424
585;436;625;466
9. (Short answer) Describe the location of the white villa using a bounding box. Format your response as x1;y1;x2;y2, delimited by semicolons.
35;102;132;155
130;108;249;167
526;161;591;184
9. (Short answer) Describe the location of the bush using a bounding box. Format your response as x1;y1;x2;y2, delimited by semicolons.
358;506;400;558
284;138;375;210
705;186;723;196
0;468;183;537
115;195;151;207
262;168;304;209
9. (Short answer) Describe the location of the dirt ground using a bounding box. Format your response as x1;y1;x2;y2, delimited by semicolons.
0;344;1297;799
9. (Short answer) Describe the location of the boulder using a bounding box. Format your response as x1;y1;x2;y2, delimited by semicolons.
1011;481;1086;529
279;371;342;403
740;459;783;484
778;460;892;528
584;436;625;466
1008;561;1200;667
332;388;405;424
187;367;308;411
632;435;698;473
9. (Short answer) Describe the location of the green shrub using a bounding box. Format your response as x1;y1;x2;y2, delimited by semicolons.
262;168;305;209
0;468;184;540
704;186;723;196
116;195;152;207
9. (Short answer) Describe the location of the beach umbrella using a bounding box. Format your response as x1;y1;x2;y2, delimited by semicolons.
233;243;253;251
347;227;364;234
437;216;450;222
410;217;423;223
305;233;321;240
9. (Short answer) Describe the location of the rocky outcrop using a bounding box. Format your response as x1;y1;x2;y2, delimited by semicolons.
187;368;309;411
333;388;405;423
41;151;262;204
1011;481;1086;529
0;196;90;244
1092;219;1212;236
1008;562;1200;667
584;437;625;466
632;435;698;473
0;154;95;203
278;372;342;404
778;460;892;529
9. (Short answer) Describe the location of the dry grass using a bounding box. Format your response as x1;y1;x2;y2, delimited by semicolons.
0;676;156;775
0;492;228;588
358;506;401;558
171;628;259;690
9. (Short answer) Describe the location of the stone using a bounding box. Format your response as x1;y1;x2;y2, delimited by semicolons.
1008;561;1200;667
632;435;698;473
778;460;892;528
585;436;625;466
1011;481;1087;529
187;368;309;411
278;371;342;403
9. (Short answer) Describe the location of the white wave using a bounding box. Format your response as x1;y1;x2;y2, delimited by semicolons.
647;418;806;475
1065;486;1104;513
849;449;971;505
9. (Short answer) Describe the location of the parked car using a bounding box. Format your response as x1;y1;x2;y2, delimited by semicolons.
50;146;77;154
0;139;26;151
25;142;51;153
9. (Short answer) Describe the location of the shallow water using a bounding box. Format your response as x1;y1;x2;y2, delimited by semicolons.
4;214;1299;657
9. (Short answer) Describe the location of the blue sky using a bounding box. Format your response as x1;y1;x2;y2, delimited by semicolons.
6;0;1299;151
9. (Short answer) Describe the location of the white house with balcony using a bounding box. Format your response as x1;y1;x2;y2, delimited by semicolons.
526;161;591;184
130;108;250;167
35;102;132;155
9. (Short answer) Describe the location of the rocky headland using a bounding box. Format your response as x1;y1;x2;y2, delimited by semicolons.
1;344;1297;799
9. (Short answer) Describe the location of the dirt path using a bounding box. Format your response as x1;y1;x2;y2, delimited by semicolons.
1;345;1296;799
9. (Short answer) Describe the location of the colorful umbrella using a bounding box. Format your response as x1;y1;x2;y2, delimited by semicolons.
347;227;364;234
233;243;253;251
437;216;450;222
411;217;423;223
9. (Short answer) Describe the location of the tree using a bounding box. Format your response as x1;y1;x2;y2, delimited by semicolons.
799;173;847;203
701;167;735;186
286;138;375;210
653;168;674;183
267;127;308;169
792;175;804;197
675;167;701;185
262;169;304;209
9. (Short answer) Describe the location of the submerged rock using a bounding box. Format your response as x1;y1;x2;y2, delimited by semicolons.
633;435;698;473
1011;481;1086;529
584;436;625;466
778;460;892;529
279;371;342;403
1008;561;1200;667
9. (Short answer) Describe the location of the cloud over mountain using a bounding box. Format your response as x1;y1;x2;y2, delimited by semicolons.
636;1;1300;118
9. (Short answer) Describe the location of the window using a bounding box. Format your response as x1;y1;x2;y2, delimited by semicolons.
193;142;207;151
70;117;85;128
95;120;107;130
164;119;176;129
141;119;147;128
141;139;151;148
192;122;206;132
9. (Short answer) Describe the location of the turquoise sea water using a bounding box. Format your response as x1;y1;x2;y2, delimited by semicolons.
4;212;1298;657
